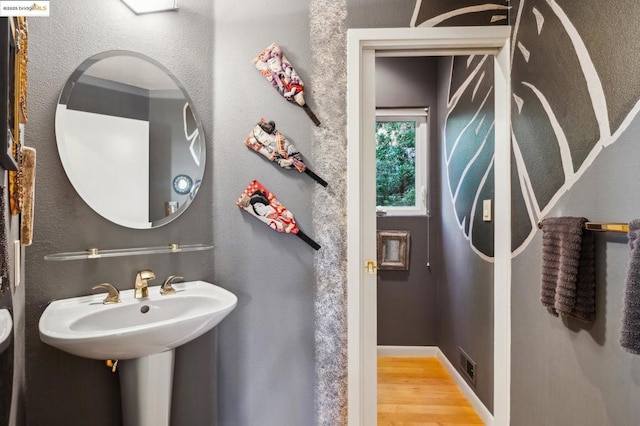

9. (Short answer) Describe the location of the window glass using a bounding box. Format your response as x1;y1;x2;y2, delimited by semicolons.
376;120;416;207
375;109;428;216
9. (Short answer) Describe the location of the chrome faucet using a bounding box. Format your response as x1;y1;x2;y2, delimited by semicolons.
134;269;155;299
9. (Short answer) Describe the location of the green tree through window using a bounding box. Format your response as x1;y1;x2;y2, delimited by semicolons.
376;120;416;207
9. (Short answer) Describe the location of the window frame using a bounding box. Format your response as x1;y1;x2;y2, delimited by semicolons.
375;107;429;217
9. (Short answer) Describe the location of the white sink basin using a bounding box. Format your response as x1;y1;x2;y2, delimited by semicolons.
39;280;237;360
0;309;12;354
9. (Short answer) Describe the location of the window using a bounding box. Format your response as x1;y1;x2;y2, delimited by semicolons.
375;108;428;216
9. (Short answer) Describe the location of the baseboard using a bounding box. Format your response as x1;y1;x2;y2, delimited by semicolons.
436;348;494;426
377;345;494;425
377;345;438;357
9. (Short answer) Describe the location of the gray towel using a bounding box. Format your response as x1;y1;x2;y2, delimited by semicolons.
620;219;640;354
540;217;596;322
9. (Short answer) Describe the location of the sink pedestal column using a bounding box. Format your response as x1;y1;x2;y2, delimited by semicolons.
119;350;175;426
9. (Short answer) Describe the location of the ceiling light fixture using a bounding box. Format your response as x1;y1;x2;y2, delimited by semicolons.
121;0;178;15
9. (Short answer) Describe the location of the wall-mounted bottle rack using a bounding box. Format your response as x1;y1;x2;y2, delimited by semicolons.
44;243;214;261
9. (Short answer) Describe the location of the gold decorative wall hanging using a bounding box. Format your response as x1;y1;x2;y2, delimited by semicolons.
8;17;27;215
16;17;27;124
19;147;35;246
0;18;19;172
8;146;20;215
0;186;8;287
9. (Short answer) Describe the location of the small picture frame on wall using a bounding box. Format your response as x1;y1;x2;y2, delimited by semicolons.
377;230;410;270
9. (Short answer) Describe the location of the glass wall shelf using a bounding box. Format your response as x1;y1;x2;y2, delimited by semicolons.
44;243;214;261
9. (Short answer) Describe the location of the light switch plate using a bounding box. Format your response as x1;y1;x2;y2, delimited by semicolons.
483;199;492;222
14;240;20;287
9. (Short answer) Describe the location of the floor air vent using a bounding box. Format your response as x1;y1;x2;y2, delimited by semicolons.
458;347;476;387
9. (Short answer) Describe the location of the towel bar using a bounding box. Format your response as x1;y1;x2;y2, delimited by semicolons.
584;222;628;233
537;221;629;233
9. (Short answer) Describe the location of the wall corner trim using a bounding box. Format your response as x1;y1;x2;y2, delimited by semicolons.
377;345;438;357
436;348;494;426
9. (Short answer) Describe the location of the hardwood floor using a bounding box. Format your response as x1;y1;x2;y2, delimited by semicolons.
378;356;485;426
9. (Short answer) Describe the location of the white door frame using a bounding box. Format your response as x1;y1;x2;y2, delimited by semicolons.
346;26;512;426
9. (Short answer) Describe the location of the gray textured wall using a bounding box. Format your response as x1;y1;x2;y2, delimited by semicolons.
347;0;416;28
377;216;436;345
509;1;640;424
25;1;214;425
212;1;316;425
375;56;439;347
376;56;438;109
511;122;640;424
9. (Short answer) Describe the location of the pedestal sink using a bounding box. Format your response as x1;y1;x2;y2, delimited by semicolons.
0;309;12;354
39;280;237;426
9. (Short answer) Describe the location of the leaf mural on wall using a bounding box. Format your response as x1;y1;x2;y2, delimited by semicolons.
413;0;640;257
444;55;496;260
411;0;509;27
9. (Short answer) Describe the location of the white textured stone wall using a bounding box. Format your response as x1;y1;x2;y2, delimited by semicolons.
310;1;349;424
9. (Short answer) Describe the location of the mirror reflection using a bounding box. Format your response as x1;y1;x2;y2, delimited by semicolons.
55;51;205;229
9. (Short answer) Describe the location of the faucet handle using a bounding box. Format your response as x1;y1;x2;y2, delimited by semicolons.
160;275;183;296
92;283;121;304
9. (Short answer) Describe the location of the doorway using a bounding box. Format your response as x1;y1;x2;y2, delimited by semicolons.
346;27;511;426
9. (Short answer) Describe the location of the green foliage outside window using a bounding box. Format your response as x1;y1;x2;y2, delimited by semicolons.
375;120;416;207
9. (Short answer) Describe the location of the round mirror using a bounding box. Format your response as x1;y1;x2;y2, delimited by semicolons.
55;51;205;229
